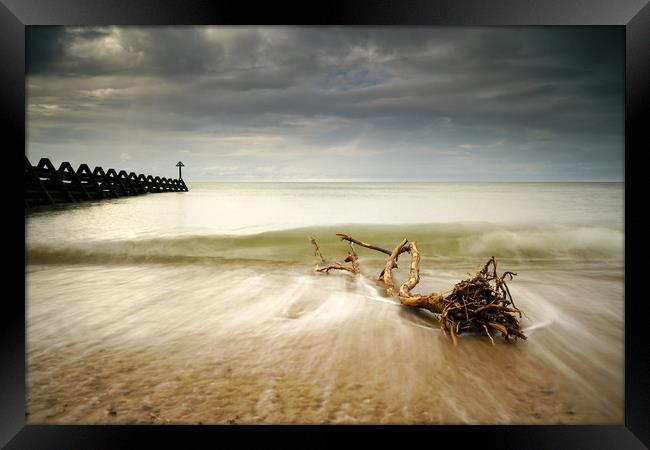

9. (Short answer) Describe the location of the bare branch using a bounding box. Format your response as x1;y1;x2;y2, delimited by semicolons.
312;236;360;275
398;241;420;298
382;238;408;297
311;233;527;344
315;263;358;274
336;233;393;255
309;236;326;264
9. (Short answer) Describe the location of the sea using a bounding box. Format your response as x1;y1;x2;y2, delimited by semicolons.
25;182;624;424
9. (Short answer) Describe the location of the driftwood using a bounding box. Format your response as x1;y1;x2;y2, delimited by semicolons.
310;237;360;274
310;233;527;345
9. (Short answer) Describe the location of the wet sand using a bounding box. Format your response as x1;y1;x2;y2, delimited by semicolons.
26;261;624;424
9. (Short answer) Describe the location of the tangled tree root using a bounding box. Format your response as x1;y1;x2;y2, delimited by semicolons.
309;233;527;345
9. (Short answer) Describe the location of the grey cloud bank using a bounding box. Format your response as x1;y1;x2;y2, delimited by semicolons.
26;26;623;181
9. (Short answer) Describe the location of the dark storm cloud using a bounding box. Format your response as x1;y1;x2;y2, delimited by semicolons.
26;26;623;181
26;26;68;74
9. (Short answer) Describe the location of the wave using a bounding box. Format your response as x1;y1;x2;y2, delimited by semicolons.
26;222;624;265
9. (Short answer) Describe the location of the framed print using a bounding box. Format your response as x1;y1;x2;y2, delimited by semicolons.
3;0;649;447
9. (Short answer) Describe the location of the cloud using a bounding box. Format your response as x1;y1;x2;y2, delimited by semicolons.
26;26;624;181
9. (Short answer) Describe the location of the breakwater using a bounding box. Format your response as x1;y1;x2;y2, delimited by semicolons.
25;156;188;208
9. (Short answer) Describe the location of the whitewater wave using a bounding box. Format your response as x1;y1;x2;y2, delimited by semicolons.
26;222;623;265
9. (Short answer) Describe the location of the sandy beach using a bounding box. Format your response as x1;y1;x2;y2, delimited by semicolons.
26;258;623;424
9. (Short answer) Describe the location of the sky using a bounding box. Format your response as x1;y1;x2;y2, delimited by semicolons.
26;26;624;181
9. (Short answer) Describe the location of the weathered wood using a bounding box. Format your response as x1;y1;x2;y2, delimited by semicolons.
335;232;409;278
383;238;408;296
393;241;447;314
311;233;527;345
310;237;360;275
336;233;394;256
25;156;188;209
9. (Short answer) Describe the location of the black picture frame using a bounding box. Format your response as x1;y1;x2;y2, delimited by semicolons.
4;0;649;447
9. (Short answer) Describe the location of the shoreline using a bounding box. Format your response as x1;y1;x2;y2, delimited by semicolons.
26;261;624;425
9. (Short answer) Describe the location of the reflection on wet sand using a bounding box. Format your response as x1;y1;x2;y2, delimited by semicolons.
26;262;623;424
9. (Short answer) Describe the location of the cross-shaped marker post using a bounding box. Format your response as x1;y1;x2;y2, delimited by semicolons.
176;161;185;180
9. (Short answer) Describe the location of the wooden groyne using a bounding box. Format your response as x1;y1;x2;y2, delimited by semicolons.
25;156;188;208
